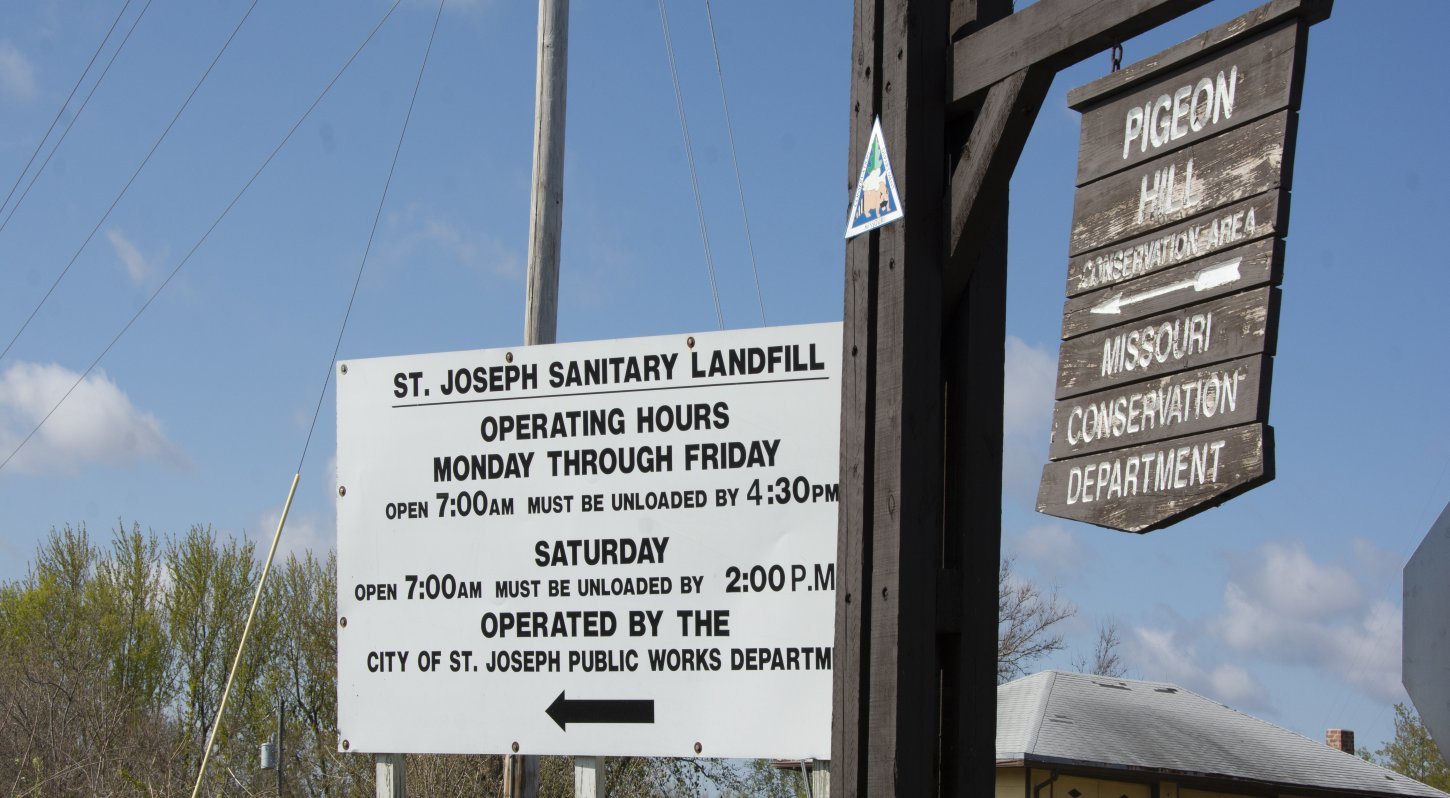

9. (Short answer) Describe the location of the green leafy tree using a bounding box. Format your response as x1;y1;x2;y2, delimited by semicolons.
165;524;279;792
1375;702;1450;790
96;523;171;713
266;550;372;797
0;524;181;794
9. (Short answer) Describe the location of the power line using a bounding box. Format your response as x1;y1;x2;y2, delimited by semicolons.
0;0;137;222
702;0;766;327
0;0;258;365
0;0;407;477
657;0;724;330
0;0;155;236
190;2;444;790
298;0;444;475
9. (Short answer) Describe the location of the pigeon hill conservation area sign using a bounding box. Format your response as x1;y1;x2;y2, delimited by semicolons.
1037;2;1328;533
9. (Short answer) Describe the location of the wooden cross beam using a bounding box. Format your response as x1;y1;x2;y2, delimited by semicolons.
950;0;1216;108
833;0;1233;795
944;0;1228;306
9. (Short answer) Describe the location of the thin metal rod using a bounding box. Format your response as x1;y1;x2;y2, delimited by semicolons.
190;472;301;798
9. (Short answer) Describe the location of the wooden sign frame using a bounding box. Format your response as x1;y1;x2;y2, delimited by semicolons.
833;0;1329;793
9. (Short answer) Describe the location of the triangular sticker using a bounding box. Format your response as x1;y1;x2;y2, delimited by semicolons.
845;117;904;239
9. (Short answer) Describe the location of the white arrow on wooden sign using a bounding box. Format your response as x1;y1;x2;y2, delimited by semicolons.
1090;257;1242;316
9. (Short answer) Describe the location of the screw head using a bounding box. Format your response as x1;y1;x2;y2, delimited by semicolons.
338;485;346;497
341;739;350;751
340;363;348;374
339;616;347;628
505;351;514;363
693;741;703;754
686;336;695;349
511;741;520;753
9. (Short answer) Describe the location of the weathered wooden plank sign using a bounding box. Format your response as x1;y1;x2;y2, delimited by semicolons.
1048;354;1271;460
1038;0;1329;533
1061;236;1280;339
1064;191;1284;299
1055;285;1278;399
1073;20;1305;185
1039;423;1272;531
1068;110;1293;255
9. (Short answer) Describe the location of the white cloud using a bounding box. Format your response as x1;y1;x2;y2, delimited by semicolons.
0;41;36;102
106;228;151;283
0;361;184;474
1008;521;1088;581
1002;335;1057;503
1120;539;1405;725
382;206;521;280
1003;336;1057;439
558;203;639;314
256;505;332;564
1227;540;1365;621
1131;625;1273;712
251;454;339;563
421;218;520;277
1210;540;1402;702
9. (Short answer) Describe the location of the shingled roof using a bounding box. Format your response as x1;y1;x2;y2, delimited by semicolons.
997;671;1449;797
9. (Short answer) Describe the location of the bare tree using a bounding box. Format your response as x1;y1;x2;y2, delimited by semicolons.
997;558;1075;683
1071;620;1126;678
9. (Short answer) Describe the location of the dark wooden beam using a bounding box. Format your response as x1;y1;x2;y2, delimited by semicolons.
1066;0;1331;109
868;0;949;792
836;0;1017;794
938;8;1010;796
949;0;1215;112
834;0;951;793
830;0;879;790
943;64;1052;313
941;196;1007;798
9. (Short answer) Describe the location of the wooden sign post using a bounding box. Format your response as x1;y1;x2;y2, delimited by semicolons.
833;0;1327;794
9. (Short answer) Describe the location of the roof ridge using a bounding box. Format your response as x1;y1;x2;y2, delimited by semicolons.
1025;670;1058;754
1203;699;1450;795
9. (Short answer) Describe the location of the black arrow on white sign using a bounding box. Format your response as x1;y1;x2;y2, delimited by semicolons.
545;690;655;731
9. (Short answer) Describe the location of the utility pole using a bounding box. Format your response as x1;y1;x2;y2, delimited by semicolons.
511;0;568;796
523;0;569;347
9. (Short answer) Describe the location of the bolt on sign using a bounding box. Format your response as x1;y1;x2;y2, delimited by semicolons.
1037;0;1331;533
336;323;840;758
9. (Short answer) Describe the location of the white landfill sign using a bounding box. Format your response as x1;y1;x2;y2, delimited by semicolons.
336;323;841;759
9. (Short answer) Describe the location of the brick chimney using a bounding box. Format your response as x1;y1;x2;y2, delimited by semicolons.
1327;729;1355;754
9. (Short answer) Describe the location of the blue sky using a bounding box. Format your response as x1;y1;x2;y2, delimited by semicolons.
0;0;1446;756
